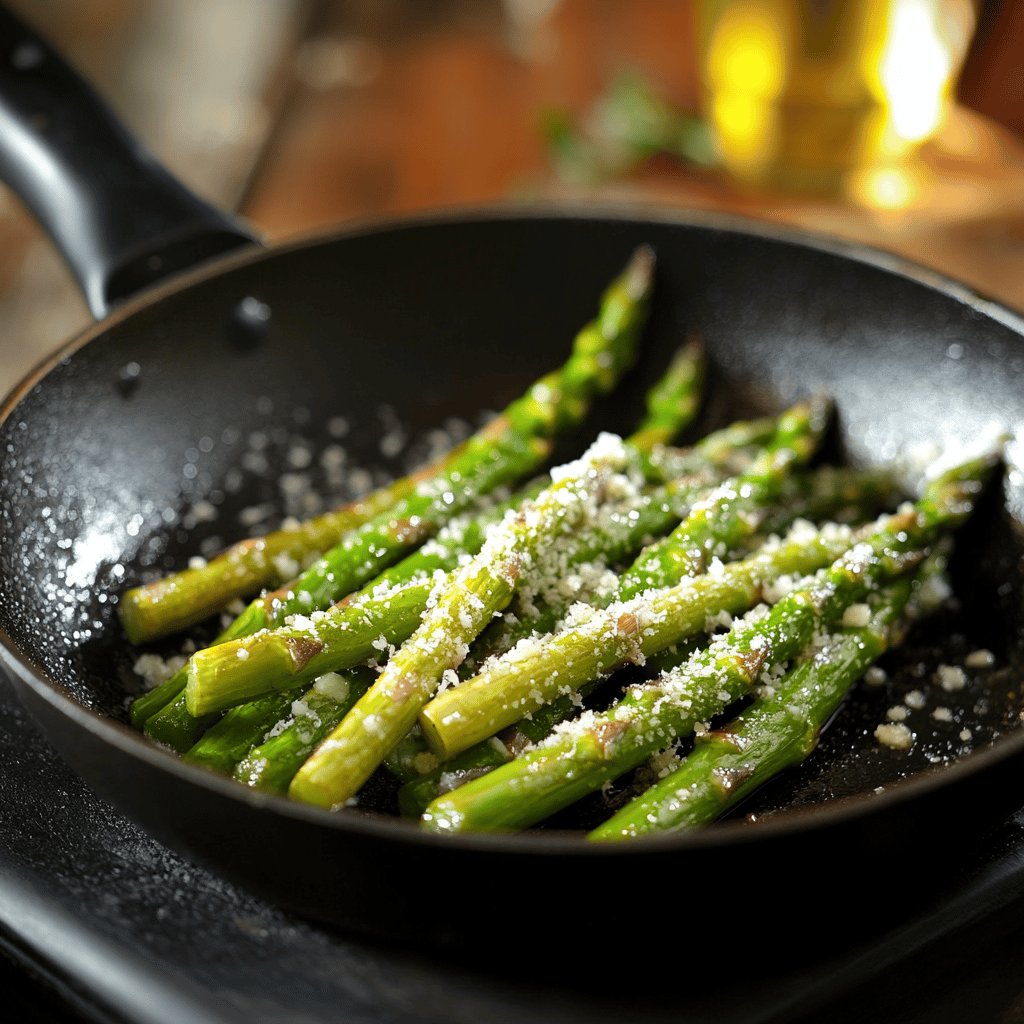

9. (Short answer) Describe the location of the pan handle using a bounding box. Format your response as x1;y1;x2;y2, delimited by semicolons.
0;6;260;320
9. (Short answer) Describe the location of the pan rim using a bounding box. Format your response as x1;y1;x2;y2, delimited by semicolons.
2;200;1023;857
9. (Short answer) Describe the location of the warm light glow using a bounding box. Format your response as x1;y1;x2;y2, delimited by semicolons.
708;6;785;99
698;0;976;198
847;165;918;210
876;0;956;145
704;3;786;172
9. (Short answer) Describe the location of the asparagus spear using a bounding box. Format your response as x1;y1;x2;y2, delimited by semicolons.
398;739;513;818
418;400;830;759
626;337;704;454
644;414;775;484
288;433;638;810
420;455;994;833
229;670;376;791
118;447;466;646
590;553;946;839
134;248;656;734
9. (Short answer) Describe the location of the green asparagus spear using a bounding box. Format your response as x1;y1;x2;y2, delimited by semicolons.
420;455;995;833
399;738;513;818
183;688;300;774
626;337;704;453
643;414;775;484
229;669;376;792
118;446;469;645
288;432;639;809
590;553;946;839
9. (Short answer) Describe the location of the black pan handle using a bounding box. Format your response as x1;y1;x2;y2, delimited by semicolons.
0;6;260;319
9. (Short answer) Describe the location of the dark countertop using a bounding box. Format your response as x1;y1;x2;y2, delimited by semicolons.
4;670;1024;1024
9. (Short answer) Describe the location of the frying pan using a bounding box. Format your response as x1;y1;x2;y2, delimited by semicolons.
1;6;1023;965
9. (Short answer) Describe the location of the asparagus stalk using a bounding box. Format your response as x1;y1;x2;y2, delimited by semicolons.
399;739;513;818
644;414;775;484
229;669;376;792
626;337;704;453
134;248;656;734
183;688;299;774
418;400;830;760
118;448;465;646
590;554;947;840
288;433;638;810
420;455;994;833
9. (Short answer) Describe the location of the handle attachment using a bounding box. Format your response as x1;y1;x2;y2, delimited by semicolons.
0;7;260;319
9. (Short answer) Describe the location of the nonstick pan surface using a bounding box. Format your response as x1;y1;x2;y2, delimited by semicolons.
2;207;1024;958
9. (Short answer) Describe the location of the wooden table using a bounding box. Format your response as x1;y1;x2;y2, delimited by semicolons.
246;0;1024;312
3;0;1023;398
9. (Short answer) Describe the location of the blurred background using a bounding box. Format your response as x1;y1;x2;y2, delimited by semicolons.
0;0;1022;395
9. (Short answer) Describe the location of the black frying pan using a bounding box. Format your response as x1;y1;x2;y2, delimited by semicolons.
1;7;1023;964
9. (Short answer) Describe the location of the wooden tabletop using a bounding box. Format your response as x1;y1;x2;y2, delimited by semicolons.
245;0;1024;312
2;0;1023;394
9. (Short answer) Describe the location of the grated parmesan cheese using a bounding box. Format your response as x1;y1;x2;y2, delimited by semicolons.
964;649;995;669
841;603;871;628
874;722;914;750
864;666;887;687
936;664;967;692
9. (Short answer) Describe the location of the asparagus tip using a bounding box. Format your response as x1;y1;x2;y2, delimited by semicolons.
623;245;656;299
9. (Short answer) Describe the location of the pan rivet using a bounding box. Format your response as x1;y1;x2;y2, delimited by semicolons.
11;42;42;71
230;296;272;351
116;361;142;397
